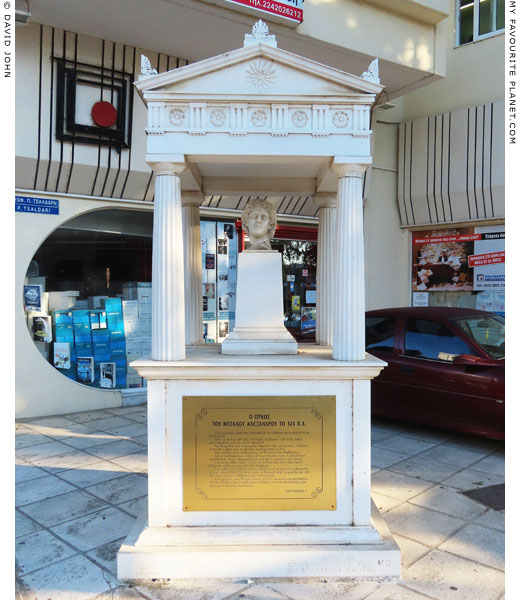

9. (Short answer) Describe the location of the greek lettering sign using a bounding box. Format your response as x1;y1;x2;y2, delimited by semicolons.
183;395;336;511
15;196;59;215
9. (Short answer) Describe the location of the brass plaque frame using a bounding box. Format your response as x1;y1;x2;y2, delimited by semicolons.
182;395;336;511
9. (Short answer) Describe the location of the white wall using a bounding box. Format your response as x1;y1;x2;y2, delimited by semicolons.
364;116;410;311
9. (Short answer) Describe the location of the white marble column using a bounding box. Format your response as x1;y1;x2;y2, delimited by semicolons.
148;157;186;361
182;192;204;345
332;162;368;361
315;194;337;346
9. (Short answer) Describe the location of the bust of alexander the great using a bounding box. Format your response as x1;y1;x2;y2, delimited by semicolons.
242;198;277;251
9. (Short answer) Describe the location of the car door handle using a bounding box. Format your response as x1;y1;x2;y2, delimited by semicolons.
400;366;414;375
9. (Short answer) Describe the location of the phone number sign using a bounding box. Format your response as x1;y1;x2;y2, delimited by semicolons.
226;0;303;23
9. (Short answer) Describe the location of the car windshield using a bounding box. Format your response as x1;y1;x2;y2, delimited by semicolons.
453;315;505;360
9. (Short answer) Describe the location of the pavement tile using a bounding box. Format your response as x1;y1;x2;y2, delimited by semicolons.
409;485;487;519
441;468;504;491
109;452;148;473
16;473;76;506
371;429;395;443
389;455;462;483
16;440;75;461
403;549;504;600
384;503;466;547
86;416;138;432
371;492;403;514
268;579;382;599
57;460;130;488
123;411;148;423
374;435;437;456
363;582;435;599
135;580;250;600
16;554;118;600
15;464;48;484
118;495;148;518
86;538;125;575
416;444;486;468
133;434;148;446
16;529;77;575
86;473;148;505
371;446;410;469
58;432;120;450
392;534;430;567
473;509;504;531
102;423;148;439
443;435;502;453
92;585;146;599
399;427;454;444
24;422;98;438
15;431;55;450
106;405;146;415
86;439;145;460
19;489;110;527
371;470;433;501
30;449;102;472
15;510;43;538
371;419;407;434
51;507;136;552
22;416;77;428
66;410;120;424
470;454;505;477
439;523;504;570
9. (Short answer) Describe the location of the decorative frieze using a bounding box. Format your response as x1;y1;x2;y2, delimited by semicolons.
160;102;371;138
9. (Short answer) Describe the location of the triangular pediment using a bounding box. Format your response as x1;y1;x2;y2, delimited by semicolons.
135;43;383;102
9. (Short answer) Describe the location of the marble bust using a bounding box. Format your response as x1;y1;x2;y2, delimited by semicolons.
242;198;277;251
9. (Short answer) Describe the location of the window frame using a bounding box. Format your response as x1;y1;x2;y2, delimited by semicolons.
455;0;505;47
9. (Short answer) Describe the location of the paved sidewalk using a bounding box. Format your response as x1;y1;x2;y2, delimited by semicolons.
15;406;505;600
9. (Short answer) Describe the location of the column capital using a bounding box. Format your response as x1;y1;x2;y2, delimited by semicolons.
314;193;337;209
332;159;370;178
181;191;205;207
146;154;186;176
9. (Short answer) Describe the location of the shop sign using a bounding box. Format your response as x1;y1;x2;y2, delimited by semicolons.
225;0;303;23
24;284;42;311
15;196;59;215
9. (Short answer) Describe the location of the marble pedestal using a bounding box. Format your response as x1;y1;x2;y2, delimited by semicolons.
117;345;400;582
222;251;297;355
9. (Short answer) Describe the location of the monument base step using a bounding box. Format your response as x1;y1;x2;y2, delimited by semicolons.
117;502;401;581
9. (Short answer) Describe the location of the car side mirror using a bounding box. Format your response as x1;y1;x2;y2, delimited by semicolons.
453;354;495;367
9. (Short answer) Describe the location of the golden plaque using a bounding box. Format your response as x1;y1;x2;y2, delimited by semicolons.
182;395;336;511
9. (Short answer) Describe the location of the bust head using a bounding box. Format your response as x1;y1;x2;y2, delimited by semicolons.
242;199;277;251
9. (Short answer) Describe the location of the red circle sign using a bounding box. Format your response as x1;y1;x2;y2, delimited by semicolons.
91;101;117;128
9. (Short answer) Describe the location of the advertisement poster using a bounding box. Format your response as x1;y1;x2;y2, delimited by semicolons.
412;228;475;292
291;296;300;311
205;254;215;269
412;292;429;307
493;291;505;313
77;357;94;384
476;291;494;312
100;362;116;388
305;289;316;304
472;226;505;290
412;227;505;296
24;284;43;311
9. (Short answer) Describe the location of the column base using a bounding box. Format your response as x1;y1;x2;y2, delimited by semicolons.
117;502;401;581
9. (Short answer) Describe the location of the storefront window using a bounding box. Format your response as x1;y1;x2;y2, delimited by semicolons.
201;219;238;343
24;209;153;390
271;239;317;343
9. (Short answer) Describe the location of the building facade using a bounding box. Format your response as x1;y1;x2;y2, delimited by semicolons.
15;0;505;417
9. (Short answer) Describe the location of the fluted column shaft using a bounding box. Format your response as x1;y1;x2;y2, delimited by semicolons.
182;193;204;345
332;163;367;361
148;158;186;361
315;194;337;346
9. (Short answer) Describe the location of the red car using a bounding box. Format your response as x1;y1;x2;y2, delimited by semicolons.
366;307;505;440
